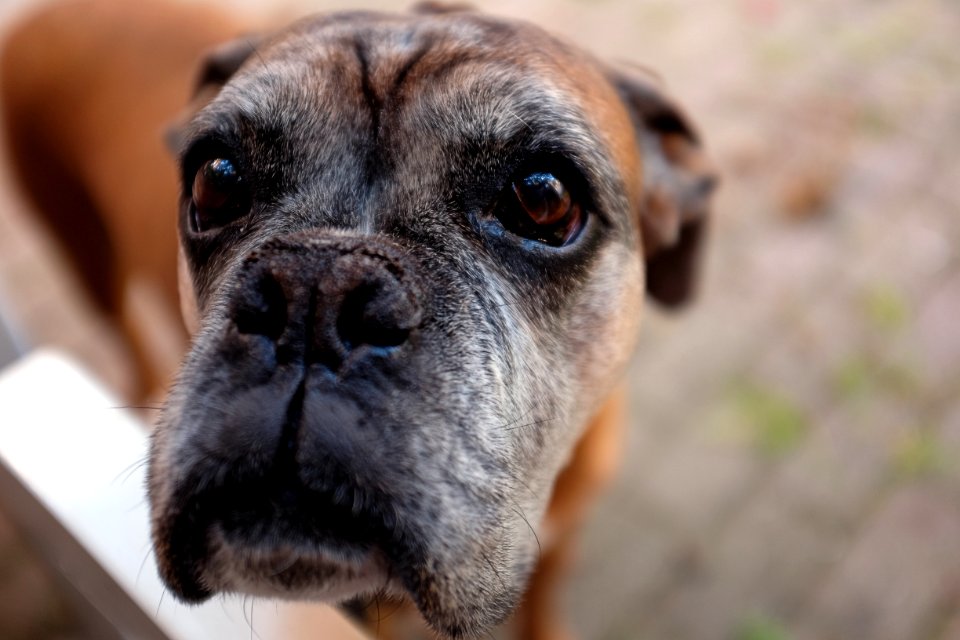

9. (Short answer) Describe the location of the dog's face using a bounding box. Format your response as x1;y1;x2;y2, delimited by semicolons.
149;7;713;637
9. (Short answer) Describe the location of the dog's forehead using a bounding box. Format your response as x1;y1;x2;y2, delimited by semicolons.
201;12;640;191
225;12;599;120
264;11;586;84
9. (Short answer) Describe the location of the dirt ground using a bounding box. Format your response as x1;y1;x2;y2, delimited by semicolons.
0;0;958;638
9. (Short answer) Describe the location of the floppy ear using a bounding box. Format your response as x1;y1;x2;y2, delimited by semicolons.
192;35;263;97
165;35;263;152
610;65;717;307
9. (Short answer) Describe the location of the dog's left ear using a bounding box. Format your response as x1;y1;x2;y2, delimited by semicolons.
609;65;717;307
166;35;264;152
191;35;264;98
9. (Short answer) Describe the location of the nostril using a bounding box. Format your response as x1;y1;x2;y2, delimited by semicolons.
234;271;287;340
336;283;413;351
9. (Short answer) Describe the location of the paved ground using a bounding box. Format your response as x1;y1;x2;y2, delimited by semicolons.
0;0;958;639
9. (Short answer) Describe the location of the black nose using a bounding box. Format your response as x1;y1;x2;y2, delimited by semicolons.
231;235;423;371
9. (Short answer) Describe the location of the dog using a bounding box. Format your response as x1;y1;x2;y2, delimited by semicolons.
1;1;715;638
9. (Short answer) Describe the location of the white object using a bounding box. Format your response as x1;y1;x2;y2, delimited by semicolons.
0;350;367;640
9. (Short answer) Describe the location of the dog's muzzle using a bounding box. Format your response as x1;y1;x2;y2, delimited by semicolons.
153;233;430;602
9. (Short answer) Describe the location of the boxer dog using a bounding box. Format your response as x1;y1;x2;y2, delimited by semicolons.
1;1;715;637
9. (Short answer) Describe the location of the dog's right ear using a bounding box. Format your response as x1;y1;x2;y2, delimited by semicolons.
165;35;262;152
608;64;717;308
192;35;263;98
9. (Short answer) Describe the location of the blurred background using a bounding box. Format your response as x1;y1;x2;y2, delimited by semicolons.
0;0;958;638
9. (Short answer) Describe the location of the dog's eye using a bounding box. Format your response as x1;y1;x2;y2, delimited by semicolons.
498;172;584;246
190;158;248;232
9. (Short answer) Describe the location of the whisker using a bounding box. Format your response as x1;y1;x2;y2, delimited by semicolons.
494;406;536;431
220;595;233;620
508;474;541;504
242;595;263;640
503;106;533;132
155;587;167;617
112;454;150;486
249;598;254;640
364;566;404;630
510;503;542;563
126;497;149;514
136;548;152;586
266;554;299;577
479;550;507;593
504;416;558;432
247;38;267;69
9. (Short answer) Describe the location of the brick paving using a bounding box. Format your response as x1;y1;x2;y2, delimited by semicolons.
1;0;958;639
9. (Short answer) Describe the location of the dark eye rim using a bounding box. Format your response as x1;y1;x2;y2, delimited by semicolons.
479;208;601;262
180;137;251;234
179;134;243;193
189;158;249;233
487;155;595;249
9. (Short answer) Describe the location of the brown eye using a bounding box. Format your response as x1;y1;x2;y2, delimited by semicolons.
190;158;247;232
498;172;584;246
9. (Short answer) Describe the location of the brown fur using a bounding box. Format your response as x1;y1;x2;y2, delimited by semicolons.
1;0;249;394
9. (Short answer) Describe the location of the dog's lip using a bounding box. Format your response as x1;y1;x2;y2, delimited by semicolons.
200;525;393;601
157;503;391;603
155;471;404;603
